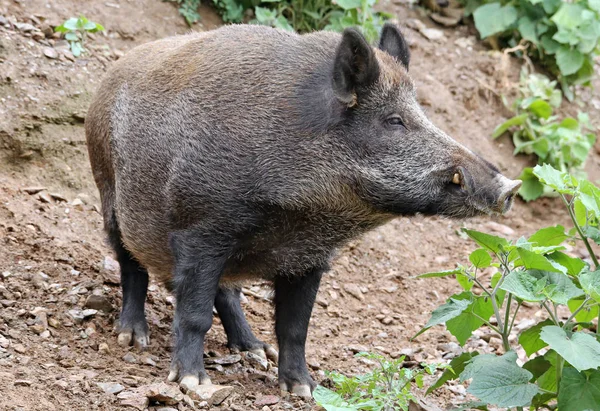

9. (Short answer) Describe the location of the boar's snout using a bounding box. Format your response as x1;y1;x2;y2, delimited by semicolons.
496;176;522;214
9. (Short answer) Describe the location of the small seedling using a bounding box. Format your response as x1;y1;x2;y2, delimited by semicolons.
55;16;104;57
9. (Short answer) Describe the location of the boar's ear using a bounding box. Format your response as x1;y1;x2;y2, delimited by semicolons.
332;28;380;106
378;23;410;70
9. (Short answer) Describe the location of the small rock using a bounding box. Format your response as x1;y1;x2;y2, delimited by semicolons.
123;352;138;364
97;382;125;395
85;295;113;312
43;47;58;59
420;28;445;41
53;380;69;390
82;309;98;318
14;379;33;386
343;283;364;301
244;351;268;371
348;344;368;354
71;198;84;209
307;360;320;370
72;112;86;122
437;342;461;355
15;22;37;32
0;15;7;26
48;317;60;328
255;395;280;406
22;186;46;194
139;355;156;366
315;296;329;307
38;192;53;203
142;382;184;405
0;335;9;349
117;390;150;410
205;354;241;366
381;316;394;325
484;221;515;236
13;344;27;354
186;384;233;406
49;192;68;202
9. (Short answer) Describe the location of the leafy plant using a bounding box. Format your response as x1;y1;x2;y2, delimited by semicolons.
467;0;600;95
169;0;388;42
415;164;600;410
313;352;446;411
493;70;596;202
55;16;104;57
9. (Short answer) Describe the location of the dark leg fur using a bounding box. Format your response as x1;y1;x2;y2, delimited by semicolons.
215;287;278;361
107;221;150;349
275;265;325;397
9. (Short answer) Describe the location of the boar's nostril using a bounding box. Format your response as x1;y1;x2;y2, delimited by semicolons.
497;179;522;214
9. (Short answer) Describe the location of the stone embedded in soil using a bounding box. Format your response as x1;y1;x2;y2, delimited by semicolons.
343;283;364;301
97;382;125;395
14;379;33;386
244;351;269;371
141;355;157;366
84;295;113;312
22;186;46;195
204;354;241;366
186;384;234;406
68;309;85;324
13;344;27;354
37;192;53;203
315;296;329;307
42;47;58;59
82;309;98;318
15;22;37;32
348;344;369;354
117;390;150;410
142;382;184;405
0;335;9;349
122;352;138;364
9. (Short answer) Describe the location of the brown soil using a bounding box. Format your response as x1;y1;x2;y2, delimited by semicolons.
1;0;599;410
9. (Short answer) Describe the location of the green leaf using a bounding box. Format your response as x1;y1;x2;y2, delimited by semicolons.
579;270;600;303
533;164;574;194
473;3;518;39
556;47;585;76
492;114;528;139
457;273;474;291
427;352;480;395
519;319;554;356
528;99;552;119
501;270;583;305
62;17;79;31
460;351;538;407
552;3;586;30
333;0;362;10
462;229;509;254
417;267;464;278
584;227;600;245
558;367;600;411
518;16;538;43
70;41;83;57
548;252;585;276
413;298;472;339
312;385;355;411
568;297;599;323
529;225;567;247
446;294;495;346
470;249;492;269
516;248;567;274
540;326;600;371
64;32;78;41
518;168;544;202
523;355;552;381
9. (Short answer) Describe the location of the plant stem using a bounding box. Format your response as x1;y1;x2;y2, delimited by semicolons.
556;353;564;396
472;313;502;334
508;302;521;335
563;297;591;330
561;194;599;269
542;301;559;325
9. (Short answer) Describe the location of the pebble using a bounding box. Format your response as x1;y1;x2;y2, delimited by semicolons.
143;382;184;405
85;295;113;312
38;192;53;203
97;382;125;395
13;344;27;354
82;309;98;318
141;356;157;366
15;22;37;32
244;351;268;371
343;283;364;301
186;384;233;406
204;354;241;365
484;221;515;236
68;309;85;324
14;379;33;386
123;352;138;364
0;335;9;349
381;317;394;325
348;344;368;354
22;186;46;194
307;359;321;370
117;390;149;410
42;47;58;59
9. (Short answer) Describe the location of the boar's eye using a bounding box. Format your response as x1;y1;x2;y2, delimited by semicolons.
386;116;406;129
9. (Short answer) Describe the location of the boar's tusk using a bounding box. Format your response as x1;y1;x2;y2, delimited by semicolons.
452;172;461;185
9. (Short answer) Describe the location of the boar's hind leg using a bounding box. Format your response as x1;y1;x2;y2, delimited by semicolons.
167;231;225;390
215;287;278;361
108;224;150;350
275;265;325;397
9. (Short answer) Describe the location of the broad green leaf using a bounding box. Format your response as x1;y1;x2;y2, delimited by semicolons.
590;0;600;13
427;352;480;395
312;385;355;411
492;114;528;138
470;249;492;269
413;298;472;339
558;367;600;411
333;0;362;10
533;164;574;194
579;180;600;218
518;16;538;43
579;270;600;303
446;294;495;346
540;326;600;371
64;32;78;41
523;355;552;381
460;351;538;407
519;319;554;356
528;225;567;247
449;401;489;411
457;273;474;291
417;267;464;278
501;270;583;305
71;41;83;57
462;229;509;254
528;99;552;119
518;168;544;202
62;17;79;31
473;3;518;39
584;226;600;245
556;47;585;76
540;34;560;54
552;3;586;30
548;252;585;276
516;247;567;274
568;297;599;323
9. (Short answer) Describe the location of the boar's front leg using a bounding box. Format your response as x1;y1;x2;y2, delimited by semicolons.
215;287;278;361
275;265;325;397
167;231;225;390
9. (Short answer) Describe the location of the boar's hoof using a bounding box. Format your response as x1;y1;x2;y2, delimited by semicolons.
280;381;313;398
117;329;150;350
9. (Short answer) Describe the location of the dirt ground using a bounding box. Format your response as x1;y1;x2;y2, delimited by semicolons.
1;0;600;410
